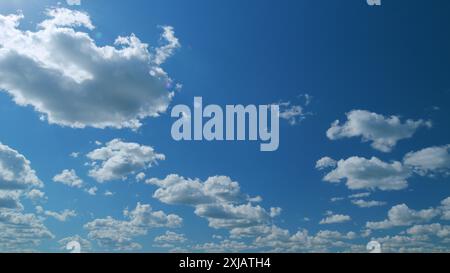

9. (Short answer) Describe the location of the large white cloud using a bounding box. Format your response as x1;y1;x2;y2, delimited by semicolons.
0;8;180;130
327;110;431;152
404;145;450;176
147;174;280;234
0;143;43;190
84;203;182;250
87;139;165;183
318;156;410;191
148;174;248;206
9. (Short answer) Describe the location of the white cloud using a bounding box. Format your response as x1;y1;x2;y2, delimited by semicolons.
104;190;114;197
84;203;182;250
366;204;439;230
315;157;337;170
440;197;450;220
36;206;77;222
327;110;431;152
252;226;357;252
404;145;450;176
0;143;43;190
0;143;51;251
351;199;386;208
87;139;165;183
279;104;306;125
25;189;47;202
70;152;80;158
319;214;351;225
193;239;256;253
154;26;180;65
148;175;247;206
135;172;146;182
0;8;179;130
320;156;410;191
275;95;313;126
348;192;371;199
373;234;442;253
330;197;345;202
39;8;93;30
0;210;53;251
148;174;280;234
86;186;98;196
0;191;23;210
53;169;84;188
66;0;81;6
407;224;450;238
84;217;145;251
154;231;187;245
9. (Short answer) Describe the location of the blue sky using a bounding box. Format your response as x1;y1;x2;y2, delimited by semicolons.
0;0;449;252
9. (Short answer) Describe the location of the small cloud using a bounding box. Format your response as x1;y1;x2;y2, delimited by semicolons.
66;0;81;6
104;191;114;197
319;214;351;225
70;152;80;158
86;187;98;196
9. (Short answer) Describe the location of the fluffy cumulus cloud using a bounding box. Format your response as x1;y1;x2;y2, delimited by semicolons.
25;189;46;202
327;110;431;152
315;157;337;170
0;143;43;190
366;204;440;230
87;139;165;183
53;169;84;188
0;8;180;130
404;145;450;176
147;174;280;235
318;156;410;191
84;203;182;250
